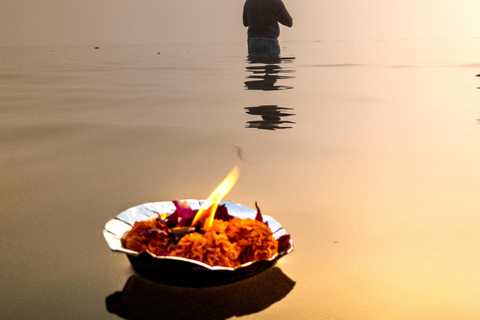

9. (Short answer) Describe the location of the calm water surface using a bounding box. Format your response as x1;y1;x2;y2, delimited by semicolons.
1;38;480;319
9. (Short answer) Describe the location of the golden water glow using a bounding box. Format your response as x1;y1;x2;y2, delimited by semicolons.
191;166;239;229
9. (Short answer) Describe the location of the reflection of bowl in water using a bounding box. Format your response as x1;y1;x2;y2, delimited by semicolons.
106;266;296;320
103;200;294;286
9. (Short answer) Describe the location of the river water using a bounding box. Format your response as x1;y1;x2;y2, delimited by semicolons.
1;38;480;319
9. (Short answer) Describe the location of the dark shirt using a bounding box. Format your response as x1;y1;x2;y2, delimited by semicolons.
243;0;293;39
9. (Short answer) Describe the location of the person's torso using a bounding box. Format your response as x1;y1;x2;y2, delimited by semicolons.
244;0;281;38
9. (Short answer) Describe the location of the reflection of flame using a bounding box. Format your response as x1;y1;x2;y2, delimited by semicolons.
192;166;240;229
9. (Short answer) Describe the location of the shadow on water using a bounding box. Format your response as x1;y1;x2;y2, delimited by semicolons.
245;105;296;130
106;266;295;320
244;55;296;130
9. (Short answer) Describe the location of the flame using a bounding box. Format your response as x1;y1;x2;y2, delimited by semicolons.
192;166;240;229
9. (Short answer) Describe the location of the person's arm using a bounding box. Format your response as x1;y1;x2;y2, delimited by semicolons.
277;0;293;27
243;2;249;27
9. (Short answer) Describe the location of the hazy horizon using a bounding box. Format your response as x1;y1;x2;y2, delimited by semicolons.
1;0;480;48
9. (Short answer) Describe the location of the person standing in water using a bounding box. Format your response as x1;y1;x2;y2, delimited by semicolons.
243;0;293;56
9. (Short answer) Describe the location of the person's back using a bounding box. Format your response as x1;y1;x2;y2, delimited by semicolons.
243;0;292;55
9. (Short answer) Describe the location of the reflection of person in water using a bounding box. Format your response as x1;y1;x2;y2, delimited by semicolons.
244;64;294;91
243;0;293;56
245;105;295;130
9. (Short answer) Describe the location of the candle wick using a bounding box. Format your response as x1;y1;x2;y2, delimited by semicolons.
194;221;202;233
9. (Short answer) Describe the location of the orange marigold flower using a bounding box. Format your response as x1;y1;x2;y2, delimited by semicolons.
225;218;278;264
123;218;171;256
169;227;241;268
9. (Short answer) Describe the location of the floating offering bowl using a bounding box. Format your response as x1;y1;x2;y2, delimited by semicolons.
104;200;293;286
